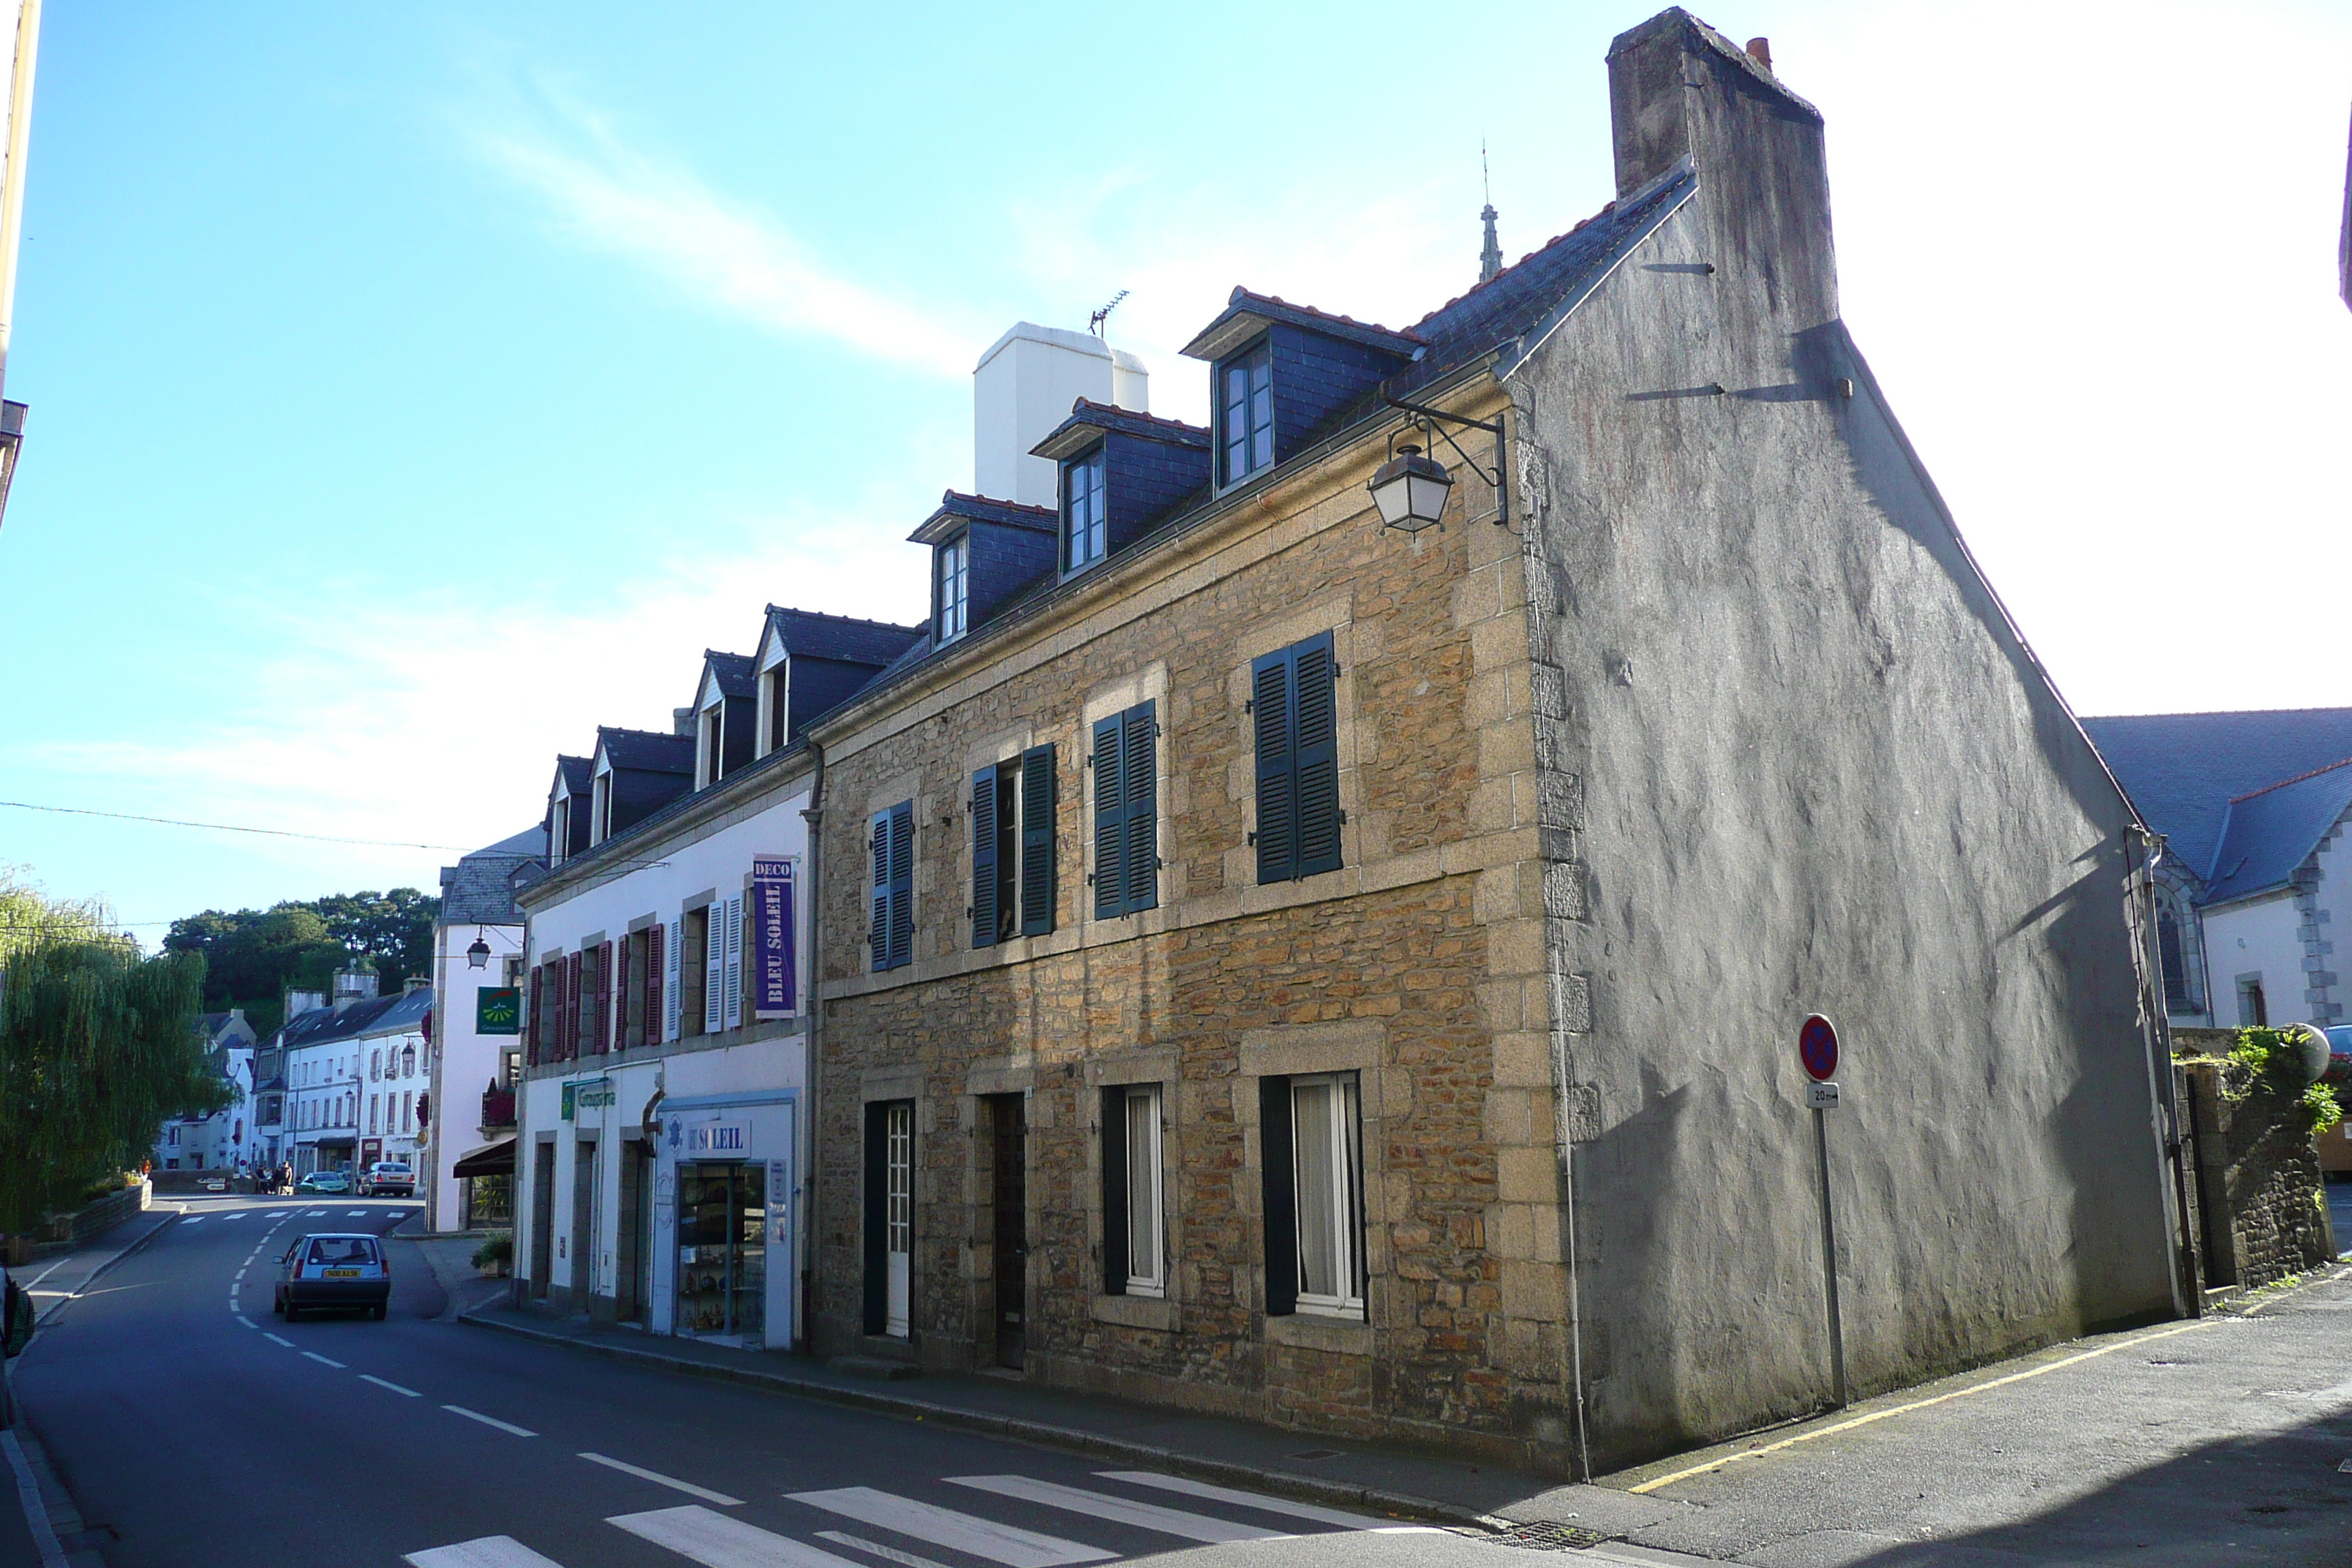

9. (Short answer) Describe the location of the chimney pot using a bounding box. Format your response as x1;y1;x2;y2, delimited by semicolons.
1745;37;1773;72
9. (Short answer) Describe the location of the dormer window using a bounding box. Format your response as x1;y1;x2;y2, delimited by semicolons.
590;768;612;843
1218;340;1274;485
698;702;725;788
938;535;969;641
551;796;571;866
762;660;788;753
1063;448;1107;572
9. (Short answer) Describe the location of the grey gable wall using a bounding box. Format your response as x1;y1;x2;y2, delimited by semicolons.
1509;11;2176;1464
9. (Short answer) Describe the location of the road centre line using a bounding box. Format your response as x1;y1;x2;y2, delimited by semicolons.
405;1537;567;1568
1627;1320;2212;1493
578;1451;743;1505
443;1405;537;1437
303;1352;347;1368
235;1315;255;1328
362;1375;421;1397
264;1333;294;1347
818;1532;960;1568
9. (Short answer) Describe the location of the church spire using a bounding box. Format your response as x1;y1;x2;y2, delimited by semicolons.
1478;141;1502;283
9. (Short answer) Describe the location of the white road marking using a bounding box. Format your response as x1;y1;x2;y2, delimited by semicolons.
234;1269;246;1280
235;1315;255;1328
362;1375;421;1397
946;1477;1284;1544
219;1212;244;1221
307;1209;327;1217
347;1209;366;1216
788;1488;1113;1567
611;1506;867;1568
578;1452;743;1505
1092;1472;1395;1531
405;1537;568;1568
818;1531;959;1568
264;1333;295;1347
303;1352;347;1368
442;1405;537;1437
181;1216;202;1225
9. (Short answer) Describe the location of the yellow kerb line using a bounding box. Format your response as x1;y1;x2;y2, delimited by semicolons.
1627;1320;2212;1494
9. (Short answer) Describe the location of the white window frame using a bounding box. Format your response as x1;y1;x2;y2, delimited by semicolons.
938;535;970;642
1121;1083;1165;1298
1290;1072;1365;1319
699;701;725;788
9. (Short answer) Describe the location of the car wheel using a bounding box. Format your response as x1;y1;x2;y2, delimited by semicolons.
371;1303;387;1321
284;1303;299;1322
272;1292;284;1315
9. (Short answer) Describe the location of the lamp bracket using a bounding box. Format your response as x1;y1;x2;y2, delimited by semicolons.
1384;396;1512;529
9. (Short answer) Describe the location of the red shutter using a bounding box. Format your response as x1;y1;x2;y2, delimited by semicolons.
565;952;582;1060
597;940;614;1055
647;924;664;1047
527;964;543;1066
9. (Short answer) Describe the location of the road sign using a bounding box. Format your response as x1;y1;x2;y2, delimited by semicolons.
1807;1080;1840;1110
1800;1014;1840;1082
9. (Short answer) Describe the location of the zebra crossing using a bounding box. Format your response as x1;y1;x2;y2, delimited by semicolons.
406;1467;1424;1568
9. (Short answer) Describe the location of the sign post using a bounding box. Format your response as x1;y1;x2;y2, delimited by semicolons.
1799;1013;1847;1409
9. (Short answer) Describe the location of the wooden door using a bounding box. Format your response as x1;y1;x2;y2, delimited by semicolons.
992;1095;1027;1368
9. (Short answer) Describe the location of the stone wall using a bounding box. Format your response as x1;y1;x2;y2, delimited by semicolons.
2178;1058;2336;1290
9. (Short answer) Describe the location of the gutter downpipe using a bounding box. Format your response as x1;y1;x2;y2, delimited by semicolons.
2128;825;2198;1319
799;738;826;1356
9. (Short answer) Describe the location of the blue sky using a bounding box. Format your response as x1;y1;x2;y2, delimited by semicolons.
1;0;2348;935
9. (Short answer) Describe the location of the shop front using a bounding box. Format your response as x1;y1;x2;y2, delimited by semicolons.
652;1090;797;1350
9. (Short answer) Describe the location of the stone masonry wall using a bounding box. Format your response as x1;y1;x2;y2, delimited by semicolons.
806;387;1577;1464
2178;1058;2335;1291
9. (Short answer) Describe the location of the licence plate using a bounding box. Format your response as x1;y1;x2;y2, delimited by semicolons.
323;1268;361;1278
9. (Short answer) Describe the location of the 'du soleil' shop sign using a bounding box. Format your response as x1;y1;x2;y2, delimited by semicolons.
751;856;797;1020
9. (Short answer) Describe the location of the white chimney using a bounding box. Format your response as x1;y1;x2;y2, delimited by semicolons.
973;323;1147;508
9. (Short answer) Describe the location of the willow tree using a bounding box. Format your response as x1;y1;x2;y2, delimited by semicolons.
0;875;224;1231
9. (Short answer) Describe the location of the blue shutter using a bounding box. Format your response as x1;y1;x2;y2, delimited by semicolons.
1093;715;1127;920
1123;702;1158;913
1252;651;1296;884
870;810;892;973
886;801;915;970
1019;745;1056;937
971;764;1000;949
1292;636;1341;878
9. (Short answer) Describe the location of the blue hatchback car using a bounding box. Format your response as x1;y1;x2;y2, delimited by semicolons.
275;1232;391;1321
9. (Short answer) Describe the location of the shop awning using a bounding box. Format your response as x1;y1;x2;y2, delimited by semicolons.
451;1138;516;1179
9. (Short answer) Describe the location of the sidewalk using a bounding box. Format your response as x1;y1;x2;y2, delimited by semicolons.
18;1206;178;1327
388;1217;510;1322
460;1303;1545;1526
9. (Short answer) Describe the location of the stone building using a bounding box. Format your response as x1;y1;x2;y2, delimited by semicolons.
789;9;2182;1474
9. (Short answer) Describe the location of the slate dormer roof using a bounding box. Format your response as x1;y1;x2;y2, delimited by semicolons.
2199;760;2352;905
701;650;757;703
595;726;696;775
439;825;549;927
551;755;592;800
1180;288;1425;364
760;606;926;668
908;491;1058;547
1030;401;1210;463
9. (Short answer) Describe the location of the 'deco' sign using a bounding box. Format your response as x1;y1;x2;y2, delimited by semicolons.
1800;1014;1840;1083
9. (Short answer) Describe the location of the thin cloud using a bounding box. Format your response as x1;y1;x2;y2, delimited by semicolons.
472;96;976;379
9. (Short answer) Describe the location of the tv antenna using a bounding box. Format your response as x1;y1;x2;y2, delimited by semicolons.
1089;290;1129;336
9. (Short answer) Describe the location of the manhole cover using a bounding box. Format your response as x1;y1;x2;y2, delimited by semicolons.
1286;1449;1342;1461
1484;1522;1616;1551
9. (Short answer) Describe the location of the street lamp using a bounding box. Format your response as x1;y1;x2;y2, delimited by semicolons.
1369;396;1510;534
1367;445;1454;531
466;930;492;970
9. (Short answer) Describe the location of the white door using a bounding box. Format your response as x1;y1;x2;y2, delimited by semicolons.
885;1103;912;1337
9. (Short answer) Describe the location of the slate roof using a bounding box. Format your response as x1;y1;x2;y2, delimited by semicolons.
440;825;548;926
2204;760;2352;904
596;727;696;774
2081;708;2352;883
265;987;432;1052
908;491;1059;545
1030;400;1210;462
1180;287;1425;363
702;650;756;701
551;755;591;799
762;606;925;668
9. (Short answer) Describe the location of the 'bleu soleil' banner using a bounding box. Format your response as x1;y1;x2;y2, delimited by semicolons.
752;856;796;1019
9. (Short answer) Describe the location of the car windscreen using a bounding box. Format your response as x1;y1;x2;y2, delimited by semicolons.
304;1238;379;1267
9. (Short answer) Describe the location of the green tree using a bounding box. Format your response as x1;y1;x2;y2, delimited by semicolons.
163;887;440;1030
0;875;224;1231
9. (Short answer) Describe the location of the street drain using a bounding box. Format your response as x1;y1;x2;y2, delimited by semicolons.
1482;1522;1617;1551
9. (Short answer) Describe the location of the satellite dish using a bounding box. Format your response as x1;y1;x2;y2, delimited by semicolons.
2280;1022;2332;1085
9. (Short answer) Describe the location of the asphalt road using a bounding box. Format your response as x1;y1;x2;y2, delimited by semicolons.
13;1196;1447;1568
